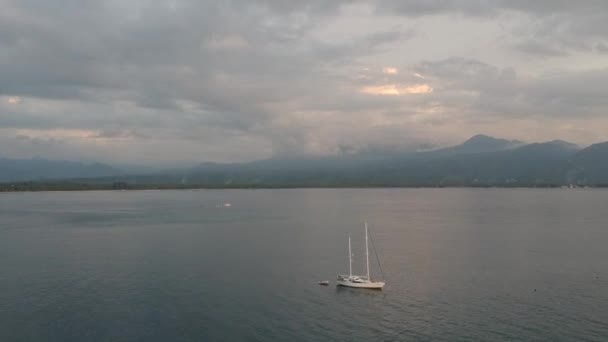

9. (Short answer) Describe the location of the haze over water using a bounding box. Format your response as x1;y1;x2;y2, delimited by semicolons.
1;189;607;341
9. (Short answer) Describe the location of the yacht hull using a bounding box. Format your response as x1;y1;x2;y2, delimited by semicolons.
336;280;385;289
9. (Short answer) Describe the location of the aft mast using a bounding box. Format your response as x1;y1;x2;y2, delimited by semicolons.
365;222;370;281
348;234;352;277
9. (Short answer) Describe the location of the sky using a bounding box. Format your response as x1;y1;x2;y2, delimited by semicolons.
1;0;608;165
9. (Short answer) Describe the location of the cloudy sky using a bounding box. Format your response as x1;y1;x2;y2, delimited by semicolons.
1;1;608;165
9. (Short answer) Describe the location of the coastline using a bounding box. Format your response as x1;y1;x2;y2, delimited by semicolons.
0;182;604;192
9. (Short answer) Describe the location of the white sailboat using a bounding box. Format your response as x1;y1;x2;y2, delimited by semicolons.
337;222;385;289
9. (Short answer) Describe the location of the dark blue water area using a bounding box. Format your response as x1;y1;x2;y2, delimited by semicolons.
0;189;607;341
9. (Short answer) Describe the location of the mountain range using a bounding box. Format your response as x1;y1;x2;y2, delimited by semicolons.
0;158;120;183
2;134;608;188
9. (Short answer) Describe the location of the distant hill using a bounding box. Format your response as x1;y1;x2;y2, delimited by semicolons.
427;134;525;157
4;135;608;188
423;140;581;186
565;142;608;184
174;136;592;187
0;158;121;182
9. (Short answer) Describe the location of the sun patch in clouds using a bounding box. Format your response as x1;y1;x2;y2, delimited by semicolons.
6;96;21;105
16;128;98;140
361;84;433;96
382;67;398;75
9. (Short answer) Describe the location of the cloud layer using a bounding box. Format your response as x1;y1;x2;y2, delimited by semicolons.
1;0;608;164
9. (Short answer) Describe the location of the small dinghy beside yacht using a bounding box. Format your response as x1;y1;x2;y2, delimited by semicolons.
337;222;385;290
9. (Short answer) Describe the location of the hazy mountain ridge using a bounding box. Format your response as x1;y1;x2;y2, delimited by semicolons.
2;135;608;187
425;134;525;157
172;136;599;186
564;142;608;184
0;158;121;182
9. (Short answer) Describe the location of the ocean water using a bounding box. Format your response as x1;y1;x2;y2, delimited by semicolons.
0;189;607;341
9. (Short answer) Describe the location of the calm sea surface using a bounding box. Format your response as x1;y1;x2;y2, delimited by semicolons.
0;189;607;341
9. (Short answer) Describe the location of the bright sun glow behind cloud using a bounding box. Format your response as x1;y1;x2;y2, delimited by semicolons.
16;128;97;140
7;96;21;105
361;84;433;96
382;67;398;74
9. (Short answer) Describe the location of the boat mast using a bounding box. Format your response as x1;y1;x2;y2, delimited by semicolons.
365;222;370;281
348;234;352;277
